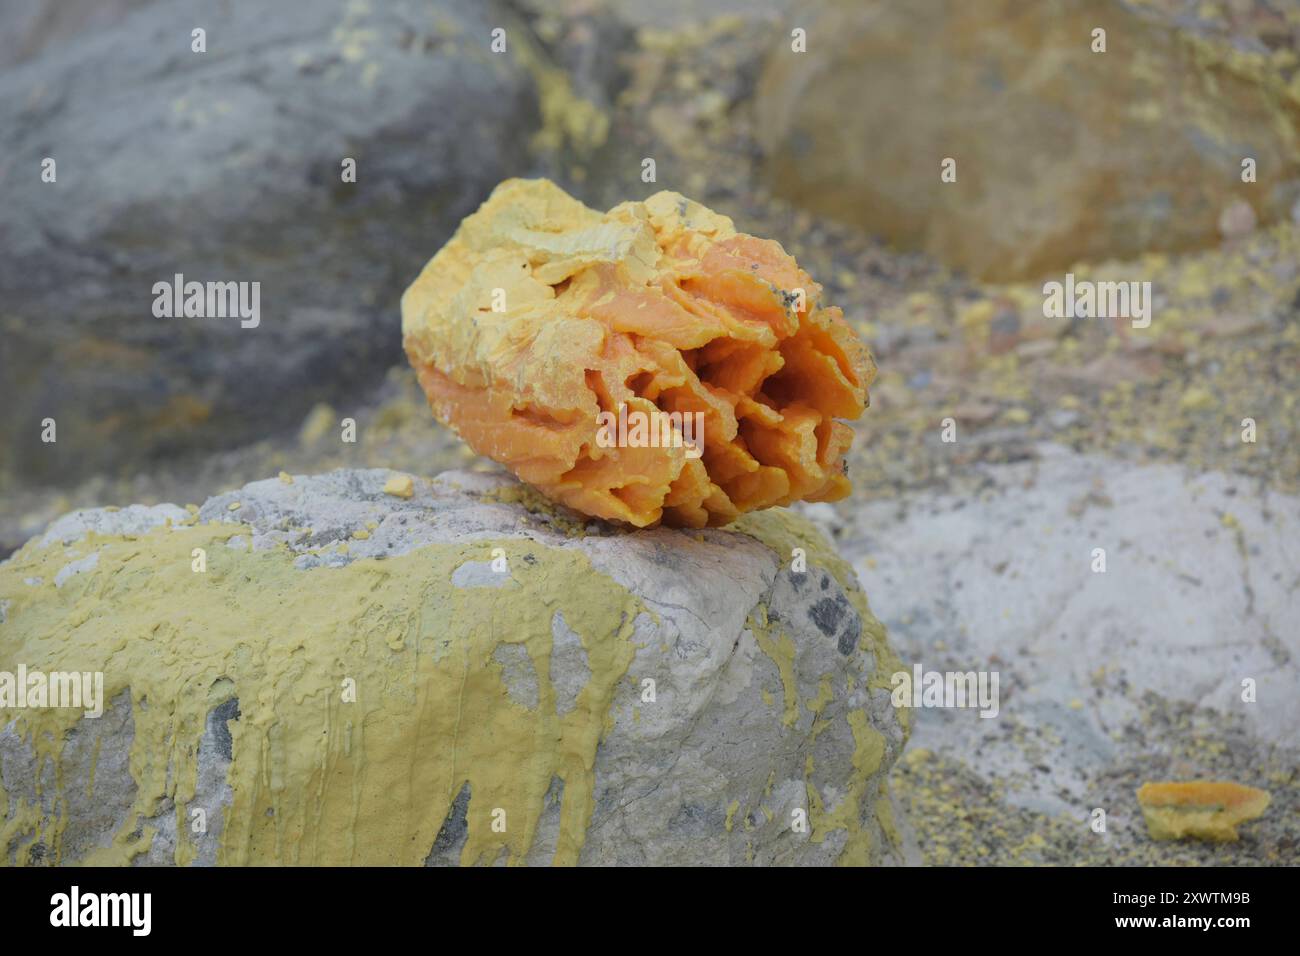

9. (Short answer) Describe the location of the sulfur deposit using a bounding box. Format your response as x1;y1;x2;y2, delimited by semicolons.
1136;781;1271;843
402;179;875;528
0;469;908;866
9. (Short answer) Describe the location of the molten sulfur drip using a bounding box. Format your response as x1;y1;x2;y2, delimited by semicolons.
401;179;876;527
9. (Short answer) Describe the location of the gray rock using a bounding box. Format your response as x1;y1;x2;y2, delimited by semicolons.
842;445;1300;863
0;468;909;866
0;0;157;70
0;0;540;485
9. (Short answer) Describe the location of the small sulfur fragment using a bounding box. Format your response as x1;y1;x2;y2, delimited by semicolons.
401;179;876;527
1136;780;1271;842
383;474;415;499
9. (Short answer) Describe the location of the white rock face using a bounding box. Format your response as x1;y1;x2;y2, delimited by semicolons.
840;445;1299;859
0;468;909;866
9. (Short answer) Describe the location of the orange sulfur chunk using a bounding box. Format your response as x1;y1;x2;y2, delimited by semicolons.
1136;781;1271;842
401;179;876;527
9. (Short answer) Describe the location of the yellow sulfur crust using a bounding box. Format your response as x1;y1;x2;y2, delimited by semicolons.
0;500;905;866
401;179;876;528
1136;780;1271;842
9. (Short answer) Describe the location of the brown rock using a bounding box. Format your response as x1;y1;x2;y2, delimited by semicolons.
756;0;1300;280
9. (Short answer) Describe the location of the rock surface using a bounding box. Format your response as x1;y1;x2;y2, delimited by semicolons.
757;0;1300;280
0;468;908;866
0;0;541;485
843;446;1299;864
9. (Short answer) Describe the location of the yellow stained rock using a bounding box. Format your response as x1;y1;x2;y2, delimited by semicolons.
0;523;645;865
1136;780;1271;842
402;178;876;528
383;474;415;499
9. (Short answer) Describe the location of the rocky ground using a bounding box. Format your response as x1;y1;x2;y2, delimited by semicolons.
2;0;1298;864
844;449;1298;865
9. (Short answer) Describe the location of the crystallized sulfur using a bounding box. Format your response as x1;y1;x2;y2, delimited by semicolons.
1136;780;1271;842
401;179;875;527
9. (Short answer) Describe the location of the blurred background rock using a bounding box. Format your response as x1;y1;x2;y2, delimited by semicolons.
2;0;1297;864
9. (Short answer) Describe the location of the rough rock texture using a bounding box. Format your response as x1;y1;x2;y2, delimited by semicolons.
0;0;541;486
757;0;1300;280
0;0;156;69
844;446;1299;864
0;468;908;866
402;178;875;528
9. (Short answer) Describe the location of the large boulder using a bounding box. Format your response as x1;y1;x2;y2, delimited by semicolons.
0;468;909;865
0;0;540;486
757;0;1300;280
